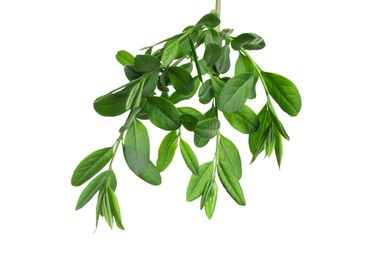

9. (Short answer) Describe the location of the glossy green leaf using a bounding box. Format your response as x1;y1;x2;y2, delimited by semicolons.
123;119;150;175
178;107;204;121
156;131;178;172
180;62;193;74
262;71;302;116
136;160;162;186
125;79;143;110
95;190;104;228
235;52;255;75
169;77;200;104
268;108;290;140
168;67;195;95
275;130;283;168
223;105;259;134
109;170;117;191
124;64;142;81
198;79;214;104
119;107;141;133
193;118;220;139
210;75;225;95
161;40;180;67
180;138;200;176
181;114;198;131
218;73;254;113
218;135;242;180
147;97;182;130
205;182;218;219
94;90;130;117
102;191;114;229
204;29;223;47
217;163;246;205
72;147;113;187
194;134;209;148
265;124;275;157
142;70;160;97
215;45;230;74
186;161;213;201
107;187;125;230
203;43;222;67
200;179;213;210
188;36;203;83
231;33;266;51
134;55;160;73
116;50;134;66
249;105;271;162
196;13;220;28
75;170;110;210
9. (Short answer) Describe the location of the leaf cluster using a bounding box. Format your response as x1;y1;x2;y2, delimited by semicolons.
72;12;302;229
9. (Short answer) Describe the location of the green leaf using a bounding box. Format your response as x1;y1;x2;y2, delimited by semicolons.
217;163;246;205
75;170;110;210
180;138;200;176
218;135;242;180
188;36;203;83
107;187;125;230
102;191;114;229
147;97;182;130
157;131;178;172
169;77;200;104
205;182;218;219
134;55;160;73
123;119;150;175
218;73;254;113
72;147;113;187
161;40;180;67
181;114;198;131
109;170;117;191
215;45;230;74
142;70;160;97
262;71;302;116
178;107;204;121
265;124;275;157
275;130;283;168
231;33;266;51
193;118;220;140
194;134;210;148
203;43;222;67
124;64;142;81
94;89;130;117
95;190;104;228
186;161;214;201
268;108;290;140
168;67;195;95
137;160;162;186
196;13;220;28
119;107;141;133
125;79;143;110
210;75;225;95
249;105;271;162
180;62;193;74
198;79;215;104
204;29;223;47
223;105;259;134
235;52;255;75
116;50;134;66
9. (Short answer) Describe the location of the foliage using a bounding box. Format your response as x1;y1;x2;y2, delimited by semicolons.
71;11;302;230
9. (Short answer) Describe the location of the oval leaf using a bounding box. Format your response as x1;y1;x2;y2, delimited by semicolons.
107;187;125;230
262;71;302;116
193;118;220;140
203;43;222;67
137;160;162;186
217;163;246;205
72;147;113;186
168;67;195;95
218;73;254;113
218;135;242;180
116;50;134;66
147;97;182;130
196;13;221;28
231;33;266;51
205;182;218;219
134;54;160;73
198;79;215;104
186;161;214;201
94;92;129;117
75;170;110;210
275;130;283;168
215;45;230;74
157;131;178;172
123;119;150;175
180;138;200;176
161;40;180;67
223;105;259;134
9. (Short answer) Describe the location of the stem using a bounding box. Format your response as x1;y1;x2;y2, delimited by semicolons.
215;0;222;32
109;133;124;170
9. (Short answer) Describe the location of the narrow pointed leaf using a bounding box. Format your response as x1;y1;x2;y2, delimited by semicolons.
75;170;110;210
268;109;290;140
168;67;194;95
205;183;218;219
265;125;275;157
107;187;125;230
157;131;178;172
142;70;160;97
231;33;266;50
249;105;271;163
102;191;114;229
134;54;160;73
217;163;246;205
180;138;200;176
116;50;134;66
218;135;242;180
223;104;259;134
186;161;214;201
123;119;150;175
193;118;220;140
262;71;302;116
188;36;203;83
72;147;113;186
109;170;117;191
275;130;283;168
137;160;162;186
95;190;104;228
161;40;180;67
210;75;225;95
235;52;255;75
147;97;182;130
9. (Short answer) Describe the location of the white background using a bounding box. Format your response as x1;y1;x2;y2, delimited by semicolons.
1;0;389;259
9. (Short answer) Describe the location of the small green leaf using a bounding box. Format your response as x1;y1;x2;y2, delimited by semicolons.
75;170;110;210
249;105;271;162
157;131;178;172
168;67;195;95
109;170;117;191
205;182;218;219
147;97;182;130
223;105;259;134
204;29;223;47
134;55;160;73
218;73;254;113
268;108;290;140
102;191;114;229
95;190;104;228
180;62;193;74
186;161;214;201
218;135;242;180
107;187;125;230
210;75;225;95
196;13;220;28
137;160;162;186
188;36;203;83
275;130;283;168
217;163;246;206
235;52;255;75
203;43;222;67
193;118;220;140
142;70;160;97
116;50;134;66
231;33;266;51
123;119;150;175
194;134;210;148
178;107;204;121
180;138;200;176
169;77;200;104
262;71;302;116
124;64;142;81
181;114;198;131
198;79;214;104
161;40;180;67
94;89;130;117
265;124;275;157
72;147;113;187
125;79;143;110
215;45;230;74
